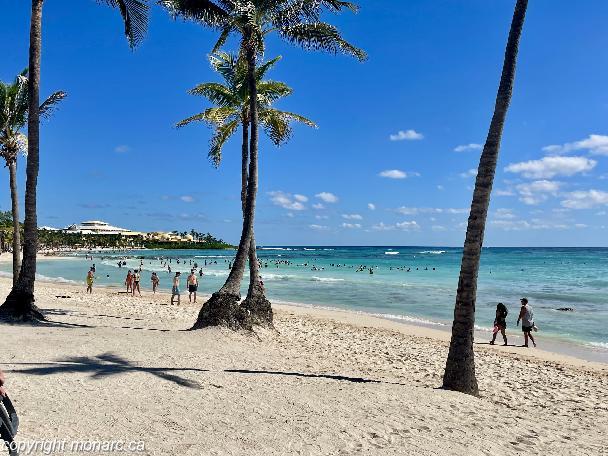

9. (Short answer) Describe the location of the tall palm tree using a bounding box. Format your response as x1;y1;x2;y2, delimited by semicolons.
443;0;528;395
177;51;315;325
161;0;365;330
0;69;66;286
0;0;148;322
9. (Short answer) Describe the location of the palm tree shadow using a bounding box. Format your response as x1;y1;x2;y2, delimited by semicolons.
12;352;206;389
225;369;382;384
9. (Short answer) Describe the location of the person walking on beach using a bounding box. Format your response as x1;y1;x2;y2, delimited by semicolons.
517;298;536;347
187;269;198;303
171;272;181;305
490;302;508;346
125;270;133;293
132;269;141;297
86;268;95;294
151;272;159;294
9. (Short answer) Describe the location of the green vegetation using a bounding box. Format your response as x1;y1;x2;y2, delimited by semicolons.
36;230;234;251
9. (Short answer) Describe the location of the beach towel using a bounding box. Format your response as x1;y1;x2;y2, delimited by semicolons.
0;395;19;455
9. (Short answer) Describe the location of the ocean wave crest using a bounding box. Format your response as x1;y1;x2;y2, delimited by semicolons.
311;276;345;283
419;250;446;254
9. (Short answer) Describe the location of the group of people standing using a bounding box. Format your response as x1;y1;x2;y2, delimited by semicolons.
490;298;538;348
85;265;202;305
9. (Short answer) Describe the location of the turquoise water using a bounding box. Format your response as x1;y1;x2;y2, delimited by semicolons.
1;246;607;352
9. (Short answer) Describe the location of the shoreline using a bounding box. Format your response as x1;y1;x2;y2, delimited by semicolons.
0;260;606;367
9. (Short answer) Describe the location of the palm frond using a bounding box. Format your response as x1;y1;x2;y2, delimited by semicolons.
97;0;149;48
255;55;281;80
176;106;238;127
208;119;239;167
189;82;239;107
279;22;367;61
39;91;67;120
270;109;317;129
211;25;233;53
260;110;293;146
159;0;230;28
256;80;292;104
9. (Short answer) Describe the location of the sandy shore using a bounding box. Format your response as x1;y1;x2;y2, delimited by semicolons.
1;276;607;455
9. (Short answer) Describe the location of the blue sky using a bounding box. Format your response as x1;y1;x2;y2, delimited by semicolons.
1;0;608;246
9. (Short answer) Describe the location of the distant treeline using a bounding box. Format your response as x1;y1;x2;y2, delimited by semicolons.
0;212;234;251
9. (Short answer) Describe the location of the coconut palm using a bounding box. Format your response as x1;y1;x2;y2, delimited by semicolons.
0;0;148;322
0;70;66;286
177;51;315;325
443;0;528;395
161;0;365;330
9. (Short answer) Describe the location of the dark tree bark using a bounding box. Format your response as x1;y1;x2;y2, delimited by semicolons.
8;159;21;285
443;0;528;395
0;0;45;322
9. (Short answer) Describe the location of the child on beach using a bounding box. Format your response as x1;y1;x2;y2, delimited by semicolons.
490;302;508;346
125;270;133;293
517;298;537;347
151;272;159;294
86;268;94;294
171;272;181;305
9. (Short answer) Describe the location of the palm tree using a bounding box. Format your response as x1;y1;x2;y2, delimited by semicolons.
161;0;365;330
177;51;315;325
0;70;66;286
443;0;528;395
0;0;148;322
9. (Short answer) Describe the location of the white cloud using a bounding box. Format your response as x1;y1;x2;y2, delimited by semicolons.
315;192;339;203
431;225;447;232
495;189;515;196
309;224;329;231
180;195;195;203
454;143;482;152
312;203;325;210
389;129;424;141
542;134;608;156
437;185;444;191
505;156;596;179
378;169;420;179
371;221;420;231
494;208;516;220
395;207;467;215
561;190;608;209
368;203;376;210
114;145;130;153
294;194;308;202
341;223;362;229
516;180;560;205
268;191;306;211
342;214;363;220
315;215;329;220
460;168;478;178
490;219;573;231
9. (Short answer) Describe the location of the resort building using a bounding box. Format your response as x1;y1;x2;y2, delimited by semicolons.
64;220;143;237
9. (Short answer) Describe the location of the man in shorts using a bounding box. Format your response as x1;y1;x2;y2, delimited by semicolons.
171;272;181;306
517;298;536;348
187;269;198;303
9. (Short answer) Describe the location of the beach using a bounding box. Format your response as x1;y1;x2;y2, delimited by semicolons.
1;273;607;455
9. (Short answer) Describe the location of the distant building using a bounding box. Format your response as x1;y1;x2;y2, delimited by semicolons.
64;220;143;237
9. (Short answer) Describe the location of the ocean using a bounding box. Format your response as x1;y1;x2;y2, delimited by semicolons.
1;246;607;355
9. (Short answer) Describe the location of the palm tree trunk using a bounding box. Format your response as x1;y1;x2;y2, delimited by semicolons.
443;0;527;395
0;0;45;321
190;32;260;330
8;160;21;285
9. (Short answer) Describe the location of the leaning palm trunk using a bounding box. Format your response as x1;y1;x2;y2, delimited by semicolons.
191;33;261;331
8;159;21;285
0;0;45;321
443;0;527;395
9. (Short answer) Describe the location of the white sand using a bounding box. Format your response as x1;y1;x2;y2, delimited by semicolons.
1;275;607;455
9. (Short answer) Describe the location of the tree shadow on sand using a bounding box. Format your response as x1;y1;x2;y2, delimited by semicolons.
11;353;206;389
225;368;385;384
